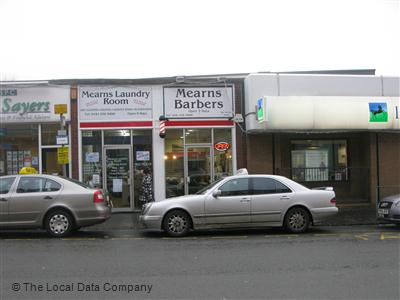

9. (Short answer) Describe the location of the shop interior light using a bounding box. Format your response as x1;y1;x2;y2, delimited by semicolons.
172;155;177;160
164;155;168;160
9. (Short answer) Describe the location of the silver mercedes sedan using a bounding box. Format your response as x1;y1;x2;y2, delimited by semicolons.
0;174;111;237
377;194;400;224
140;172;338;237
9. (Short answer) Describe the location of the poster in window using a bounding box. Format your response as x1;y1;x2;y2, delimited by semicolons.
136;151;150;161
113;178;123;193
305;150;329;181
86;152;100;163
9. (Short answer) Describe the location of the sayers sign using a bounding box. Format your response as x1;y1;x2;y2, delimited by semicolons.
163;86;234;119
0;86;70;123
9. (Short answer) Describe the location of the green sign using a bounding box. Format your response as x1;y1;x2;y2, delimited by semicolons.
369;102;388;122
1;98;50;116
257;98;264;122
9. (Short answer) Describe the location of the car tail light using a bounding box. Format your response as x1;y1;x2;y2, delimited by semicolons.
94;190;104;203
330;197;337;205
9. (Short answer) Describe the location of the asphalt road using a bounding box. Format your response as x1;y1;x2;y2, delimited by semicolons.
1;226;399;299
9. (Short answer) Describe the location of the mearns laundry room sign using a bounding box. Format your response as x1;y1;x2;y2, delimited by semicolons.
78;86;152;121
163;86;234;119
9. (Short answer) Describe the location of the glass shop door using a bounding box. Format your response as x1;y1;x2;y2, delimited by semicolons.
185;146;212;195
103;146;133;210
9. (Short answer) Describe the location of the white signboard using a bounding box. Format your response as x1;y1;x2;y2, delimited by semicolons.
112;178;123;193
79;86;152;121
56;136;69;145
85;152;100;163
136;151;150;161
163;86;234;119
0;86;70;123
247;96;400;131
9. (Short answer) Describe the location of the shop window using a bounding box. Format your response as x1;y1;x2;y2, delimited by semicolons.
164;128;233;198
104;130;131;145
0;124;39;175
291;140;348;182
165;129;184;198
214;129;233;181
82;130;102;187
185;129;211;144
132;130;153;209
42;148;69;176
41;124;67;146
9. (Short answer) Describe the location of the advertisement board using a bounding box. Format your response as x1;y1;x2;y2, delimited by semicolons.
0;86;70;123
78;86;152;121
163;86;234;119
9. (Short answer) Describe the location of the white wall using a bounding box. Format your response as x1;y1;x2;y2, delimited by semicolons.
151;85;166;202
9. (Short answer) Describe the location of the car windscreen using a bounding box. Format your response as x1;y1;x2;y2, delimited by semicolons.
195;178;224;195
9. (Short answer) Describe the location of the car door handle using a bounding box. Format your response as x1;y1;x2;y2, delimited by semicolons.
240;198;251;203
44;196;53;200
0;198;8;202
280;196;290;200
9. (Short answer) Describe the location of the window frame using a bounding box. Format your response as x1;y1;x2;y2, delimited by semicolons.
218;178;250;197
250;177;293;195
290;139;349;183
0;177;16;194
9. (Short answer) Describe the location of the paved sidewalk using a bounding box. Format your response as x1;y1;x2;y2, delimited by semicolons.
90;204;379;231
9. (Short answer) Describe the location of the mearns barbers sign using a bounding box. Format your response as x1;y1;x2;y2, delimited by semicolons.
78;86;152;121
163;86;234;119
0;86;70;123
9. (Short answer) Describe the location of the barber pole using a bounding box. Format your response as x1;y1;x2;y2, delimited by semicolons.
159;115;166;138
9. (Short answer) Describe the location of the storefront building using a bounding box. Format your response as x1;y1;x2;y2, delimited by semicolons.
76;80;241;211
0;83;71;176
244;73;400;204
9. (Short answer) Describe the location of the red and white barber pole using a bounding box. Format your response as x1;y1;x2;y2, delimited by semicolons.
159;115;166;138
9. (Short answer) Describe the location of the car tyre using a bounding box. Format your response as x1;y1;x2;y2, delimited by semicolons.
45;210;74;238
163;210;192;237
284;207;310;233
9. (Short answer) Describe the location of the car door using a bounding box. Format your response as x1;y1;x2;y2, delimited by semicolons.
9;176;62;225
0;176;17;224
250;177;293;223
205;177;251;225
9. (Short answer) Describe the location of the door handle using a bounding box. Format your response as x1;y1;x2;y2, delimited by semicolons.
44;196;53;200
240;198;251;203
0;198;8;202
280;196;290;200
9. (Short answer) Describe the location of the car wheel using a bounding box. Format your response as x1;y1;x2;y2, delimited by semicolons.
284;207;310;233
45;210;74;238
163;210;192;237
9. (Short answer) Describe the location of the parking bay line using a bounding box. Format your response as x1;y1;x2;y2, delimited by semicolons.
379;233;400;240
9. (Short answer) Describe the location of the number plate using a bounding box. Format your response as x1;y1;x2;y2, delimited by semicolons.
378;209;389;215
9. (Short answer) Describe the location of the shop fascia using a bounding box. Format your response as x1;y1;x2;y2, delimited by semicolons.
78;86;152;122
163;86;234;119
248;96;400;131
0;86;70;123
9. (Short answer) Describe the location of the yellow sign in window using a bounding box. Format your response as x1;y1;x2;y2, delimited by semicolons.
57;147;69;164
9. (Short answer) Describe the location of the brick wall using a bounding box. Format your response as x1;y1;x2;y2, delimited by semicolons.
70;87;79;180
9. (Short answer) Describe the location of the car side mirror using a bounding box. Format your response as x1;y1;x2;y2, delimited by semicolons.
212;190;222;198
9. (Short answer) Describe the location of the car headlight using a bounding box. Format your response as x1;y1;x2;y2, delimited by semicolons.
394;201;400;208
